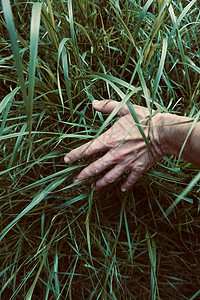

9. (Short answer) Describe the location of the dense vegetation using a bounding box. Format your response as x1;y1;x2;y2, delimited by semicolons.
0;0;200;299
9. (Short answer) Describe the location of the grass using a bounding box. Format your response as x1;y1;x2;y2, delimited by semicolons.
0;0;200;299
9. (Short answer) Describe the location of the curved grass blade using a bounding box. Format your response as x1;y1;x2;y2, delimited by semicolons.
8;123;27;169
86;188;94;258
46;0;59;46
169;4;192;96
2;0;27;105
62;47;73;120
41;5;59;49
68;0;81;69
0;87;19;114
57;38;72;112
143;0;170;64
0;177;66;242
120;0;153;78
189;289;200;300
176;111;200;165
137;65;154;110
27;3;42;125
166;171;200;216
78;72;137;92
133;0;154;41
126;100;154;158
153;38;168;100
169;0;197;40
0;87;20;136
146;230;159;300
25;230;57;300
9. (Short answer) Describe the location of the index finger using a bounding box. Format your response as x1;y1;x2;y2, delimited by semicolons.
64;133;107;163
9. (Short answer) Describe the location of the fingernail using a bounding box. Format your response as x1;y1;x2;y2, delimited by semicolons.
74;179;79;183
64;156;70;163
93;100;100;105
121;188;126;192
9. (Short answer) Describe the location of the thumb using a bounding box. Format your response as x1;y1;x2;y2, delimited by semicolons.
92;100;129;116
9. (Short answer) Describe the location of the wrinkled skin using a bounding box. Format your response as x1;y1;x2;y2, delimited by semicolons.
64;100;163;191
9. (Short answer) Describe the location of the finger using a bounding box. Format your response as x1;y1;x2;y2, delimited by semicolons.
64;133;108;163
93;100;129;117
73;153;114;181
120;169;142;192
94;164;126;190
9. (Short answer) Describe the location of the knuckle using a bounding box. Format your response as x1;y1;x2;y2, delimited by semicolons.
90;163;99;175
102;100;110;108
126;177;133;185
83;149;91;157
105;135;115;147
105;174;115;184
133;167;143;176
112;151;123;161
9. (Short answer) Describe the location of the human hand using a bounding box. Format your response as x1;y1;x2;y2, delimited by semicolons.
64;100;164;191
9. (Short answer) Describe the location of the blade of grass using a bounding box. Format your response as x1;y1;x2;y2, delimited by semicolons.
176;111;200;165
57;38;72;114
41;5;59;49
46;0;59;46
189;289;200;300
146;229;159;300
133;0;154;41
2;0;27;107
123;209;133;263
143;0;169;64
126;100;154;158
166;171;200;216
67;0;81;70
169;4;192;96
0;87;20;136
120;0;154;78
0;176;66;241
62;47;73;119
25;230;57;300
27;2;42;127
169;0;197;40
153;37;168;100
86;188;94;258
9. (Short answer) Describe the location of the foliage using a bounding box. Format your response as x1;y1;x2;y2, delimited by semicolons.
0;0;200;299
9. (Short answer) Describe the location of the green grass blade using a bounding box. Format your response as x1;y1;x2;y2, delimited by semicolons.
166;171;200;216
41;5;59;49
27;3;42;124
2;0;27;106
169;0;197;40
133;0;154;40
8;123;27;168
153;38;168;100
57;37;72;111
123;210;133;263
67;0;81;69
25;231;57;300
169;4;192;96
177;111;200;165
0;177;66;242
119;0;154;78
86;188;94;258
62;47;73;120
0;87;20;136
189;289;200;300
126;100;154;158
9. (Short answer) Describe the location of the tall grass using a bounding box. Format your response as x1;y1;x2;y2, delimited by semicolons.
0;0;200;299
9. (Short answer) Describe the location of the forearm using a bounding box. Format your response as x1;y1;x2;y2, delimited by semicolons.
157;113;200;166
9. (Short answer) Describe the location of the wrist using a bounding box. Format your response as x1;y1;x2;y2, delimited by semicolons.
155;113;192;157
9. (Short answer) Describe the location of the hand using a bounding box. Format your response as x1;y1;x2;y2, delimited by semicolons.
64;100;164;191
